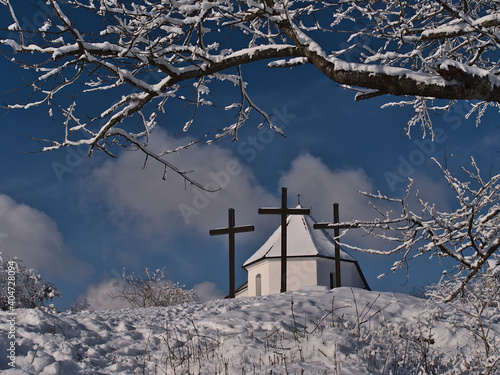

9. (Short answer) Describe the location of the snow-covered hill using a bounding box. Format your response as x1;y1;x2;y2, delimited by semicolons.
1;287;498;374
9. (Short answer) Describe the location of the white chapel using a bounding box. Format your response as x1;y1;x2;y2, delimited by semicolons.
235;206;370;297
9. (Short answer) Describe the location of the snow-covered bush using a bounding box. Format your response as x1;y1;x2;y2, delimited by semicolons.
112;266;196;308
0;253;61;310
67;298;90;313
427;272;500;373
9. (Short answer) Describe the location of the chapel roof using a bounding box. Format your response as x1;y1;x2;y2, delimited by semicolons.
243;205;357;268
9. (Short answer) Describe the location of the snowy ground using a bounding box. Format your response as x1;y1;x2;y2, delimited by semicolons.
1;287;498;374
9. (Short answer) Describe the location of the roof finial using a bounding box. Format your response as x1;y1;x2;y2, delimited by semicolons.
297;194;301;206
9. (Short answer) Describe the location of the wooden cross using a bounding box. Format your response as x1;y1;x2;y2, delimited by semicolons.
209;208;254;298
258;187;310;293
313;203;346;288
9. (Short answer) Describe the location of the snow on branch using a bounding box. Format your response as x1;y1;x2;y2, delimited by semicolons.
2;0;500;185
320;159;500;302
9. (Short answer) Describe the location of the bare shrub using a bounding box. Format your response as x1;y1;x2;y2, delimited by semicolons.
112;266;196;308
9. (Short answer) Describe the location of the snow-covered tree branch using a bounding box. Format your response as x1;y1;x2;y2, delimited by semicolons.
318;158;500;302
2;0;500;186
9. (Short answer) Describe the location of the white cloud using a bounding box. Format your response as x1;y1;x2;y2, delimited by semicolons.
406;170;453;212
81;278;131;311
278;153;377;222
277;153;453;224
89;129;277;242
0;194;91;280
193;281;225;301
277;153;394;252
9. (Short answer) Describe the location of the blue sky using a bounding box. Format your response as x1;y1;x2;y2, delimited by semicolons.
1;8;500;310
